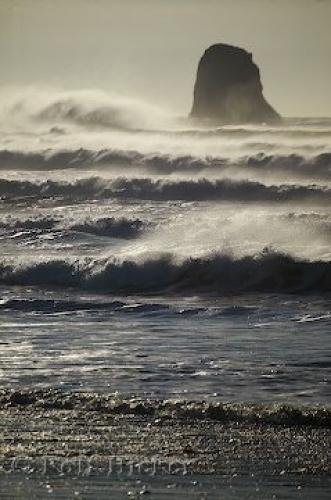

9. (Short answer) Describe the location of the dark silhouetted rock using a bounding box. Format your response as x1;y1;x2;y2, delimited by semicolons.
190;44;281;125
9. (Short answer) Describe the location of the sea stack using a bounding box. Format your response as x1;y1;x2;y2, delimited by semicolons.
190;43;281;125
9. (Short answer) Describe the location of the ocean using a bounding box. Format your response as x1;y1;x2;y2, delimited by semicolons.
0;87;330;498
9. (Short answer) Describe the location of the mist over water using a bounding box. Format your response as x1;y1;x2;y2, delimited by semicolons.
1;87;330;263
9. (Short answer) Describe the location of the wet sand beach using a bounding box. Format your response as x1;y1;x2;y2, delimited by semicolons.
0;390;330;498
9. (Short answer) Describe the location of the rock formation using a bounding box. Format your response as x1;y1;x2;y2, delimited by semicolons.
190;43;281;125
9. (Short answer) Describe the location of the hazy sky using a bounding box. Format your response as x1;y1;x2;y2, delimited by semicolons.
0;0;330;116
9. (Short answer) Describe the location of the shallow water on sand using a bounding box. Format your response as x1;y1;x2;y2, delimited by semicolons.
0;288;330;403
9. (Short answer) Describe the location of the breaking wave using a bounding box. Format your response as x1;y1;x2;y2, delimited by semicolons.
0;215;146;239
0;297;212;317
1;89;173;132
0;251;330;293
1;176;330;204
111;177;331;203
1;389;330;428
0;215;58;232
67;217;145;239
1;148;331;181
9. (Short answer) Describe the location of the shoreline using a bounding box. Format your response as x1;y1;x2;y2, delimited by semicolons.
1;390;329;477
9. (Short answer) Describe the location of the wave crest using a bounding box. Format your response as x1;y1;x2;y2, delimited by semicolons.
1;148;330;181
0;215;146;239
1;176;329;204
0;251;330;293
1;89;173;132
